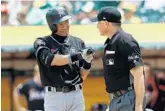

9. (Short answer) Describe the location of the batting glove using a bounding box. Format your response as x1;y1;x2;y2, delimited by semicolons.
81;48;95;63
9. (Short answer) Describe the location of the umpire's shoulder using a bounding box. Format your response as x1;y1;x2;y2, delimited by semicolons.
118;30;139;47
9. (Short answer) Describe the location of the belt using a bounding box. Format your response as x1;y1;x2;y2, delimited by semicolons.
45;84;82;93
111;85;134;99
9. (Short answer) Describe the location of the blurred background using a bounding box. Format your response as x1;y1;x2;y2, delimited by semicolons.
1;0;165;111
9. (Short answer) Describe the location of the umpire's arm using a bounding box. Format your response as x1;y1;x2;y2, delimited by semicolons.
122;40;145;110
130;66;145;108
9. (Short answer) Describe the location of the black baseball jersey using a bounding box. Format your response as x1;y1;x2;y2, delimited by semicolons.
16;79;44;111
103;29;143;93
34;34;85;87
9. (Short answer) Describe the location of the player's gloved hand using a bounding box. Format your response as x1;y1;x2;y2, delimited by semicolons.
81;48;95;63
69;47;95;64
78;60;91;70
82;60;91;70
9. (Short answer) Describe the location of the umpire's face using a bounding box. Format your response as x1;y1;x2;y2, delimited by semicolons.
97;21;112;36
56;20;70;36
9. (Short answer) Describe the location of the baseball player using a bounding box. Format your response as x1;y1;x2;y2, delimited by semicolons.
33;6;94;111
13;65;44;111
97;7;145;111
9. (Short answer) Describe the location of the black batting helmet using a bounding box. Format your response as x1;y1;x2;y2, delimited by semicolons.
46;6;71;32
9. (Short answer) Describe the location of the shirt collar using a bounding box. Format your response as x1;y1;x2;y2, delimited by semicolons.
104;28;122;45
50;34;70;46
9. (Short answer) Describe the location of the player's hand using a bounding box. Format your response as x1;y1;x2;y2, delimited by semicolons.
135;105;143;111
81;48;95;63
18;107;29;111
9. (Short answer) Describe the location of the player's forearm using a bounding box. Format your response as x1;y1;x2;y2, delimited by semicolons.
131;66;145;106
80;61;91;81
51;54;70;66
38;48;82;66
13;90;26;111
51;53;83;66
80;69;90;81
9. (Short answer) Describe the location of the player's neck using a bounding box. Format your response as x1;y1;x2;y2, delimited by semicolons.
51;33;68;43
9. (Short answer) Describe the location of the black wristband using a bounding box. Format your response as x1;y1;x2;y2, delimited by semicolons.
83;61;91;70
78;60;84;67
69;53;83;63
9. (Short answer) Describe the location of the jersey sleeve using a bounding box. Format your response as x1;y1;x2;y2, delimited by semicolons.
120;40;143;70
16;83;28;95
34;38;54;66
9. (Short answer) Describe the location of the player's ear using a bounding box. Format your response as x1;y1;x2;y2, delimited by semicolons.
52;24;57;33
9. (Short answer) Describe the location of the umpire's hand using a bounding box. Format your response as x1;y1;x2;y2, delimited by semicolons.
81;48;95;63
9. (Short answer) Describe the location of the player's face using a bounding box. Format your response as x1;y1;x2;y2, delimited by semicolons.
97;21;109;36
56;20;70;36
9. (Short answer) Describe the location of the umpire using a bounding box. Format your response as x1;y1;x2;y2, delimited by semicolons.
97;7;145;111
33;6;94;111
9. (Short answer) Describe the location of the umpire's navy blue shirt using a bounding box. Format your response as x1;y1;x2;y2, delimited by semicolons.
103;29;143;93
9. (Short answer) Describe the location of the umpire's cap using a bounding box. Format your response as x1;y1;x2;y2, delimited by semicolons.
97;7;121;23
46;6;71;31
